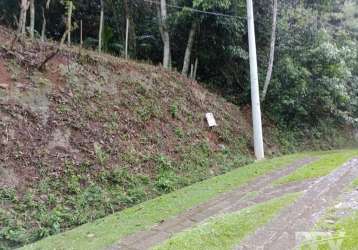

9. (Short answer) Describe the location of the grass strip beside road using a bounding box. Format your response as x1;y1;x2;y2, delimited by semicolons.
301;211;358;250
352;178;358;188
274;150;358;185
153;193;300;250
21;153;306;250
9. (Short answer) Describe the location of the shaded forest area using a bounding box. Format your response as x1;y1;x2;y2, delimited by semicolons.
1;0;357;134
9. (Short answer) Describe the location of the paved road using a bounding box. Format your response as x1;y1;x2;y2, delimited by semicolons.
237;158;358;250
107;158;316;250
105;157;358;250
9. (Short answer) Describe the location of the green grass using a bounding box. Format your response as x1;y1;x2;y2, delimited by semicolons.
323;212;358;250
352;178;358;188
153;193;300;250
21;153;306;250
301;211;358;250
274;150;358;185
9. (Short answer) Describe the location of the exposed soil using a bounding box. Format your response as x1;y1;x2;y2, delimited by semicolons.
0;25;287;249
0;61;11;90
0;166;19;188
0;24;282;194
332;189;358;219
314;183;358;233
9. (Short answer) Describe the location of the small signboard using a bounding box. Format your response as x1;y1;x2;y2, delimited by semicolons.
206;113;217;127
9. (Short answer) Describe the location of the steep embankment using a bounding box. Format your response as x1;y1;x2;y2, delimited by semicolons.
0;26;283;249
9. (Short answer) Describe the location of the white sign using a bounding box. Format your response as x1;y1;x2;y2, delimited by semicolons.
206;113;217;127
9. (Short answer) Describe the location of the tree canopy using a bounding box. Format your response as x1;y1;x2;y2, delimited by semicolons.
0;0;357;128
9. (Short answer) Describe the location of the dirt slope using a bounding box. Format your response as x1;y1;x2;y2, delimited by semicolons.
0;25;270;191
0;26;283;248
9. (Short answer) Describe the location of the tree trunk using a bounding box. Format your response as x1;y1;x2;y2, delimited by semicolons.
22;1;29;35
18;0;29;36
123;0;136;59
159;0;170;69
38;24;71;71
67;1;73;46
182;21;197;76
124;0;130;57
190;58;198;80
193;57;198;80
261;0;278;102
17;0;25;35
29;0;35;39
190;64;194;79
125;17;129;59
22;9;27;34
41;0;51;42
157;6;164;44
41;7;46;41
98;0;104;53
80;20;83;49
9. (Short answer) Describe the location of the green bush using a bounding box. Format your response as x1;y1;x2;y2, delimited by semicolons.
267;7;358;128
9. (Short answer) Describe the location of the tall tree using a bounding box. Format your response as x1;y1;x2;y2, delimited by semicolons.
98;0;104;53
182;21;197;76
158;0;171;69
18;0;30;36
41;0;51;42
29;0;35;39
66;0;73;45
261;0;278;102
123;0;129;58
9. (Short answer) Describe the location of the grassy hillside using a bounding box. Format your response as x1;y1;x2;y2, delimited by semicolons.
0;25;356;249
20;153;307;250
0;26;262;249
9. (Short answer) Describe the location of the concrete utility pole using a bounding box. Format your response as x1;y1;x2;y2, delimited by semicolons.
246;0;265;160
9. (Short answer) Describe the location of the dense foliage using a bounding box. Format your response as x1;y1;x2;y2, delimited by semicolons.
0;0;357;128
267;6;358;127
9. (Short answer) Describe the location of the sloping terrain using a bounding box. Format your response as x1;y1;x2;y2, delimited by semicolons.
0;25;357;249
0;26;284;249
21;150;358;250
